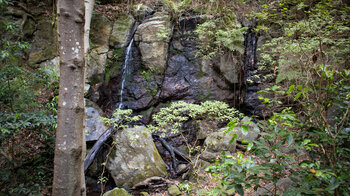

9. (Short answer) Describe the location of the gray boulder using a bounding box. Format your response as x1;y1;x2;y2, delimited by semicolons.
85;99;109;142
106;126;168;189
253;177;295;196
201;130;237;162
198;117;259;142
39;56;60;82
134;13;173;72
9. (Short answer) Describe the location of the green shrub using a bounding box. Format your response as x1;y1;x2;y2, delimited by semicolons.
148;101;244;136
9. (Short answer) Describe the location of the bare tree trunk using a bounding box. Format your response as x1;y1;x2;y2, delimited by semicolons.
84;0;95;55
52;0;86;195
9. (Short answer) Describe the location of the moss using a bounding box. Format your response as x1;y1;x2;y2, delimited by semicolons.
104;48;124;84
197;70;207;79
104;188;131;196
28;46;57;68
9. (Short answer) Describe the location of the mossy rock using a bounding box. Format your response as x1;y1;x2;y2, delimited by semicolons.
106;126;168;189
168;185;181;196
103;188;131;196
110;14;135;48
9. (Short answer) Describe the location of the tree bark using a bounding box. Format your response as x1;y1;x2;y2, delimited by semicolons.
52;0;86;195
84;0;95;55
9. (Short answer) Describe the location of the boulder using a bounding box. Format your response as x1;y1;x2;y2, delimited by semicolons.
168;185;182;196
106;126;168;189
39;56;60;82
103;188;131;196
253;177;295;196
134;13;173;72
132;4;154;20
85;99;109;142
198;117;259;142
201;130;237;162
109;15;135;48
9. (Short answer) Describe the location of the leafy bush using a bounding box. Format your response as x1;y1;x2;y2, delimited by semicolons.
0;0;57;193
195;18;246;59
149;101;244;136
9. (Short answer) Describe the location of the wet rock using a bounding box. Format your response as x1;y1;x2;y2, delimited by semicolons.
85;99;109;142
106;126;167;189
160;54;197;99
168;185;181;196
134;13;173;72
103;188;131;196
109;15;135;48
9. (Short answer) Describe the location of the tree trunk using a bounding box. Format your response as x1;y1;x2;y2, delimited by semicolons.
52;0;86;195
84;0;95;55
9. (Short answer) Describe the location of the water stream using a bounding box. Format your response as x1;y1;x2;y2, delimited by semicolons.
117;38;134;110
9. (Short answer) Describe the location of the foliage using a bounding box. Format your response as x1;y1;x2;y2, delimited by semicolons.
194;18;246;59
0;0;57;194
148;101;244;136
206;108;301;196
251;1;350;194
254;0;350;84
100;109;141;131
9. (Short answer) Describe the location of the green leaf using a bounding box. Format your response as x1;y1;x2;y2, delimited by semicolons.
247;143;253;151
287;85;295;95
294;92;302;101
241;125;249;135
287;133;293;146
234;184;244;196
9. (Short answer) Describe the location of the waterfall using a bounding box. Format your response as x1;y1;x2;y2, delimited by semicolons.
242;22;262;116
117;39;134;110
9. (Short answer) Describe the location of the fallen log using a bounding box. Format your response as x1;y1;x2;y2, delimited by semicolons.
84;127;115;173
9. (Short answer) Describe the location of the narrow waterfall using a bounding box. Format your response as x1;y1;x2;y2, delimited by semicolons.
242;23;261;116
117;38;134;110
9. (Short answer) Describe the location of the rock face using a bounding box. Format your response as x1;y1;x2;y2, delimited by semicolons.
106;126;167;189
85;99;109;142
134;13;173;72
109;15;135;48
86;13;113;87
28;15;57;67
218;53;241;84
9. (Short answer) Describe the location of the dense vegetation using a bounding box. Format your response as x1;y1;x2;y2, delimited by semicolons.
0;0;57;194
0;0;349;195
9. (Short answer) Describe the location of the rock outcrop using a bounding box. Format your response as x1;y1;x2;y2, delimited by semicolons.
134;13;172;72
109;15;135;49
106;126;167;189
